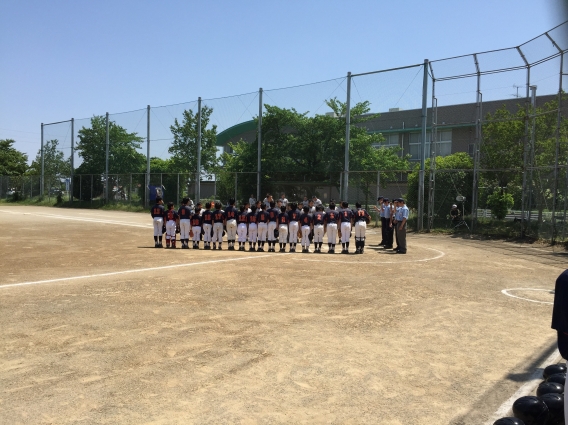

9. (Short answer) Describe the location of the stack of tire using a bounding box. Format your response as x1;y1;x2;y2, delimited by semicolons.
493;363;566;425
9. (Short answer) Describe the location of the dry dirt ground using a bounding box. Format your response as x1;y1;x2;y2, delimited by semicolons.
0;205;566;424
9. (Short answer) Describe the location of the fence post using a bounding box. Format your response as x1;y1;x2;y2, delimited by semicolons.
105;112;110;203
197;97;202;202
472;55;482;233
257;88;263;201
343;72;352;202
70;118;74;204
235;172;238;202
146;105;150;208
418;59;429;231
516;47;530;238
545;32;564;245
40;123;44;197
428;61;437;232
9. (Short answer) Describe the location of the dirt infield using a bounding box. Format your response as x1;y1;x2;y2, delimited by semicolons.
0;205;565;424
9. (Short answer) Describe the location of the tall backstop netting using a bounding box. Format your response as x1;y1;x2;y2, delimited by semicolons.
10;21;565;245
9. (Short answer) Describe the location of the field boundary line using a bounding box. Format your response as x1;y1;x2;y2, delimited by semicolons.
0;209;152;228
484;349;561;424
0;255;270;289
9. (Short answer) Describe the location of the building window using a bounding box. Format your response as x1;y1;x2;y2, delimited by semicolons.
409;130;452;160
373;133;399;149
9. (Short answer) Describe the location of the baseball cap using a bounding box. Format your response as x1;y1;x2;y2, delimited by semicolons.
377;196;384;201
452;204;457;208
383;198;389;202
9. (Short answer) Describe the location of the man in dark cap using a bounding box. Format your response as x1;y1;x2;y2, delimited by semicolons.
551;269;568;422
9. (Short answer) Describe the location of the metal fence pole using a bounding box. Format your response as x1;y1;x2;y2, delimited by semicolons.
79;174;82;203
40;123;44;197
472;55;482;233
257;88;263;201
427;62;437;231
70;118;74;204
546;32;564;245
235;172;238;202
343;72;352;202
105;112;110;203
197;97;202;202
418;59;429;231
517;47;530;238
177;173;180;203
146;105;150;207
529;85;537;230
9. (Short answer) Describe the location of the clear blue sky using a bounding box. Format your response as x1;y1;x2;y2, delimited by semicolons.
1;0;567;163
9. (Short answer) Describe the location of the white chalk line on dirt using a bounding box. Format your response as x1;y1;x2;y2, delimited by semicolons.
484;348;561;425
0;209;151;228
501;288;554;305
294;247;445;264
0;255;270;289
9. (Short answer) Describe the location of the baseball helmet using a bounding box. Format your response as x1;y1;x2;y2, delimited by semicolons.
512;396;549;425
539;393;564;425
543;364;567;379
162;224;166;233
545;372;566;386
536;382;563;397
493;418;526;425
274;229;279;238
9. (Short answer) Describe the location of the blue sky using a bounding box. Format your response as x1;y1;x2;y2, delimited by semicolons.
1;0;567;163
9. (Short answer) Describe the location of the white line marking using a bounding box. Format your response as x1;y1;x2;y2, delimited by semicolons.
294;247;445;264
0;209;151;228
501;288;554;305
0;255;271;289
484;349;561;424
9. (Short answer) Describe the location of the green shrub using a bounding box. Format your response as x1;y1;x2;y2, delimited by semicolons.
487;191;514;220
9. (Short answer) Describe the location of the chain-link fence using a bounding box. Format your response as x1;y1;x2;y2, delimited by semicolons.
6;20;565;246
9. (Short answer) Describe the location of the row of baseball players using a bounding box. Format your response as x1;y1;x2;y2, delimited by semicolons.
150;197;372;254
373;196;409;254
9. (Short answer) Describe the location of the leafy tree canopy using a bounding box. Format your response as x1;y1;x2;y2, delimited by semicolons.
169;106;218;174
0;139;28;176
28;139;70;177
75;116;145;175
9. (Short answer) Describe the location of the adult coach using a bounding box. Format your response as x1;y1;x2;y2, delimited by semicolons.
394;198;409;254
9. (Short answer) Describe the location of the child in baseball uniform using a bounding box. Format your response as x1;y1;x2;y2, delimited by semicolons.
267;201;279;252
353;202;371;254
299;205;313;253
225;198;238;250
312;205;325;253
237;205;248;251
212;202;226;250
256;203;269;252
165;202;179;249
287;202;301;252
201;202;213;250
150;196;166;248
190;207;202;249
339;201;353;254
325;202;340;254
178;197;192;249
247;205;258;252
277;205;289;252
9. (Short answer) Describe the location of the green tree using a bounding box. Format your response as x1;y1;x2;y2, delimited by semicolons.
169;106;218;175
0;139;28;176
219;98;408;204
481;96;568;219
28;139;71;178
73;116;145;200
